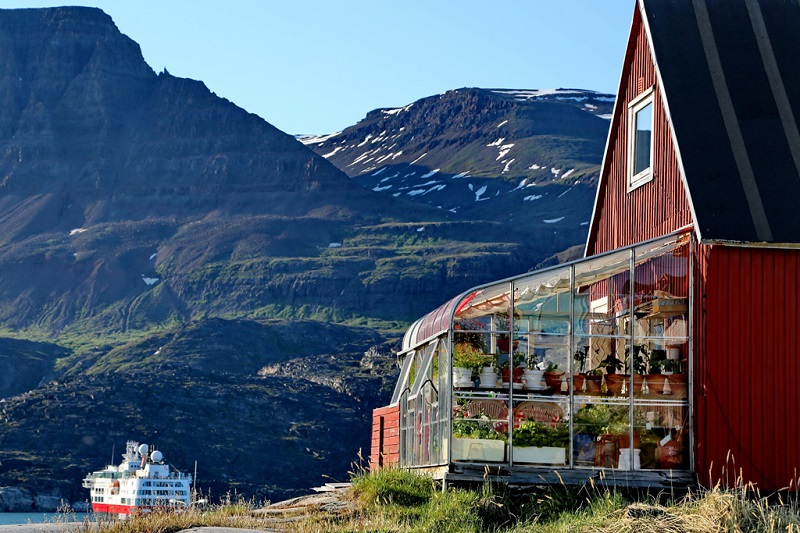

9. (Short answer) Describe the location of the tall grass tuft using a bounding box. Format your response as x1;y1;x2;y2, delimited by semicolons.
351;464;436;507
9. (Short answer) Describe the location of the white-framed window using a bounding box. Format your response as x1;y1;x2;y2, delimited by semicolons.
627;86;654;191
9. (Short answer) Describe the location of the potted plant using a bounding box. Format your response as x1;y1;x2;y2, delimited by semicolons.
453;342;493;386
645;348;669;394
494;312;520;354
600;345;648;395
664;358;686;397
572;346;589;392
599;352;625;395
451;412;507;462
625;344;648;394
510;420;568;464
543;362;565;391
584;368;604;394
478;356;499;387
499;351;525;386
523;352;545;390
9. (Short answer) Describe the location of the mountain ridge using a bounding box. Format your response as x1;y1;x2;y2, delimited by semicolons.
303;86;612;233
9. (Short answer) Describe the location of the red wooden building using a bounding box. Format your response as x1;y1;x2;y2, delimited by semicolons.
372;0;800;491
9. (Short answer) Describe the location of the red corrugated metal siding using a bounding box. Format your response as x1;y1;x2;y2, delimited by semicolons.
370;405;400;470
693;244;709;484
703;246;800;490
587;8;693;256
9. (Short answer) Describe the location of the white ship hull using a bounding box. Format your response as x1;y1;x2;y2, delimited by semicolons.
83;441;192;518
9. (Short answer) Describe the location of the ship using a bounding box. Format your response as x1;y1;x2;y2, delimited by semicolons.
82;440;193;517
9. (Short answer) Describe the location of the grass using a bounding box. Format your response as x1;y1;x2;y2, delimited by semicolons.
56;468;800;532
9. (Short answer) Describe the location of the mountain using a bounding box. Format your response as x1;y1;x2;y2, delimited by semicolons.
0;7;585;336
302;87;613;232
0;7;609;508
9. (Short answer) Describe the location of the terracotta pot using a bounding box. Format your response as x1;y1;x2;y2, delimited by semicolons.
631;374;644;395
572;373;586;392
543;371;565;390
604;373;626;395
585;375;603;394
668;373;687;398
646;374;669;395
501;367;524;383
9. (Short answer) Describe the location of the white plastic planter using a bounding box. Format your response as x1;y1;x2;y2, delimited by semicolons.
452;438;505;462
511;446;567;465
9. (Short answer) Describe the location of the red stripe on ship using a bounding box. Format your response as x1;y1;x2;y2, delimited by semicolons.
92;503;134;514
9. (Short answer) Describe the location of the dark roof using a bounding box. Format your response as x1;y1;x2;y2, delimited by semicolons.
643;0;800;243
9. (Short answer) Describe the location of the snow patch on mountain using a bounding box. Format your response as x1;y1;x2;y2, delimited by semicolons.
382;103;414;116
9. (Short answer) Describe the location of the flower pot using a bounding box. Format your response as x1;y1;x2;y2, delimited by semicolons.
604;373;626;395
452;438;505;462
645;374;669;395
585;375;603;394
501;367;524;383
453;367;473;388
543;371;565;390
572;373;586;392
631;374;644;394
667;373;687;398
511;445;566;465
479;368;498;387
522;369;544;390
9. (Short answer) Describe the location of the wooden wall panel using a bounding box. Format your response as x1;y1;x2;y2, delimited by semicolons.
587;8;693;256
370;404;400;470
702;246;800;490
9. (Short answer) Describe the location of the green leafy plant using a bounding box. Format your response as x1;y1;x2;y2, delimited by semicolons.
453;342;494;373
648;348;667;374
598;353;623;374
573;346;589;373
545;362;561;372
499;350;526;369
625;344;649;374
663;358;682;374
573;405;613;437
512;420;568;448
452;416;506;441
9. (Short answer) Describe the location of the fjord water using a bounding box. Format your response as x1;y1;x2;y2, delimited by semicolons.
0;513;89;525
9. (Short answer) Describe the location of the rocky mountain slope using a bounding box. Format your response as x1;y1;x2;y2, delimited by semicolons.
0;6;609;509
0;318;396;507
302;87;613;231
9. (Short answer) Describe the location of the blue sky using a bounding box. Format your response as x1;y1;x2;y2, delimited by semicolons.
4;1;634;135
